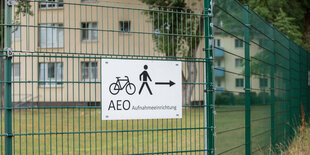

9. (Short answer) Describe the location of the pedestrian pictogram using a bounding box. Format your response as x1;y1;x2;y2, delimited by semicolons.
109;76;136;95
101;59;182;120
139;65;153;95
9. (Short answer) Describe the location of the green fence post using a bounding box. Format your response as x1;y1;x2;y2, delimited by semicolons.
204;0;214;154
308;51;310;120
300;47;304;125
243;5;251;155
300;48;304;125
288;41;294;140
4;0;13;155
305;49;308;120
287;36;292;143
270;24;276;151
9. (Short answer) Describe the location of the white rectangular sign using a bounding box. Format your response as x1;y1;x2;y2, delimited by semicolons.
101;59;182;120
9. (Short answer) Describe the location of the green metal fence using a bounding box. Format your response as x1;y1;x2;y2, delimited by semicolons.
0;0;309;154
213;0;310;154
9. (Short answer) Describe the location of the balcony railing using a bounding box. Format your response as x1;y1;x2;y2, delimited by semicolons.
214;67;224;77
214;47;224;57
215;87;225;92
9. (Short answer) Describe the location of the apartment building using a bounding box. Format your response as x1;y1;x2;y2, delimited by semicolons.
214;35;270;94
10;0;268;107
10;0;207;105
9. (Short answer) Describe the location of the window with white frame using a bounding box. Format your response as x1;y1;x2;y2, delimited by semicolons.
214;39;221;47
235;78;244;88
81;62;98;81
81;22;98;41
40;0;64;9
235;58;243;68
259;78;268;88
39;24;64;48
235;39;243;48
119;21;131;33
12;26;21;41
11;63;20;79
217;59;221;67
217;80;221;87
39;63;63;87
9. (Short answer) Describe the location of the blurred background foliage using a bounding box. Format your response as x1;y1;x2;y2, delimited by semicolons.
239;0;310;50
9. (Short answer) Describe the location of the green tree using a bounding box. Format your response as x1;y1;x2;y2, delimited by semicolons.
213;0;245;37
239;0;310;50
235;0;310;83
139;0;203;105
273;9;302;44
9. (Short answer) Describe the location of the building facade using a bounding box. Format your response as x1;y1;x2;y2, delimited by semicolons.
11;0;268;106
11;0;207;105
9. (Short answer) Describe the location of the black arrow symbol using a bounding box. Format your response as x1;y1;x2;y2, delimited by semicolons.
155;80;175;87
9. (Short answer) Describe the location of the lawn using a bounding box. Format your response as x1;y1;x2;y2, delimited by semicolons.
0;105;271;154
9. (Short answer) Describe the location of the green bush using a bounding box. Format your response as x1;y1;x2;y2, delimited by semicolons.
257;92;270;104
215;91;272;105
234;94;245;105
251;92;258;105
215;91;231;105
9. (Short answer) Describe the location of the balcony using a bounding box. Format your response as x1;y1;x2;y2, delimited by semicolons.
215;87;225;93
214;47;224;57
214;67;225;77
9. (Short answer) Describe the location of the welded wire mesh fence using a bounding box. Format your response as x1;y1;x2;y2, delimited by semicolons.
0;0;309;154
1;0;211;154
213;0;310;154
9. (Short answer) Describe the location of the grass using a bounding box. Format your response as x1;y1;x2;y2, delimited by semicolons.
281;122;310;155
0;105;274;154
215;105;271;155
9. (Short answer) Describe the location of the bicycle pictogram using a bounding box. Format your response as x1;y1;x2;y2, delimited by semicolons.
109;76;136;95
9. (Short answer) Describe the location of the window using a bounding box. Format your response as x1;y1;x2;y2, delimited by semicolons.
235;39;243;48
12;63;20;79
39;24;64;48
259;39;263;46
235;58;243;68
217;80;221;87
12;26;21;41
235;78;244;87
81;62;98;81
215;39;221;47
119;21;131;33
39;63;63;87
259;78;268;88
217;59;221;67
40;0;63;9
81;22;98;41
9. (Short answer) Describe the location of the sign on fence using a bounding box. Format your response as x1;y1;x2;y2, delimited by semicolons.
101;59;182;120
